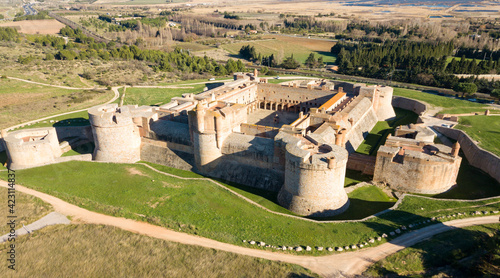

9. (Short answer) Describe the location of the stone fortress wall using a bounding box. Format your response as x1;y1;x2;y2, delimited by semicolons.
88;104;142;163
2;127;91;170
2;70;479;217
434;126;500;184
277;134;349;216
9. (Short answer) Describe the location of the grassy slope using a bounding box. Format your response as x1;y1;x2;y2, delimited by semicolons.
123;84;207;106
393;87;488;115
0;187;53;234
6;161;500;254
0;224;318;277
456;115;500;157
356;108;419;156
364;223;500;277
0;79;112;129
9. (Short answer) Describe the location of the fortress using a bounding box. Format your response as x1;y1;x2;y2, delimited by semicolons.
2;70;464;217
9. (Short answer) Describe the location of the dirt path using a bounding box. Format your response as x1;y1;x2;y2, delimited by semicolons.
1;181;498;277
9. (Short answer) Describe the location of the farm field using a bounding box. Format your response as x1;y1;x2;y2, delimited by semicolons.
7;160;500;254
222;35;337;65
0;19;65;35
0;224;317;277
364;223;500;277
456;115;500;157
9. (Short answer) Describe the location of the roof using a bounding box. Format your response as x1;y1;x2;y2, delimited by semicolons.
318;92;346;110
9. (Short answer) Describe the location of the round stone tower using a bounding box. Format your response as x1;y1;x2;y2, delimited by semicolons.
88;104;141;163
4;127;62;170
278;138;349;217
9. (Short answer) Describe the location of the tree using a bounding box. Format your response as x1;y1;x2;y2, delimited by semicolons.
305;53;317;68
454;82;477;98
281;55;300;69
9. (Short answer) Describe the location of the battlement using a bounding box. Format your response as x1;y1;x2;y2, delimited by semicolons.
88;104;135;128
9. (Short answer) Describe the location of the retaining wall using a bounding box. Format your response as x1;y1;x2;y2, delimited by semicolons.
392;96;428;116
434;126;500;183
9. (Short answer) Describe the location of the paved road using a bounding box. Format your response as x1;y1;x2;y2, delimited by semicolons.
0;212;70;243
1;181;498;277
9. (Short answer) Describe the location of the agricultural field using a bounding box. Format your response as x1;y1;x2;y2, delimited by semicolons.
364;223;500;277
0;224;317;277
222;35;337;65
7;160;500;255
0;187;53;234
0;19;65;35
456;115;500;157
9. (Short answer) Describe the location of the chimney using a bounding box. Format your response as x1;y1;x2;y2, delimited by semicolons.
451;142;460;157
338;87;343;93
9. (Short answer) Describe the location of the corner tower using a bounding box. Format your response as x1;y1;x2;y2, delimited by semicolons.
277;137;349;217
88;104;141;163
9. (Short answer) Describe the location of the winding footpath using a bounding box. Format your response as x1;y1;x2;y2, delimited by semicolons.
1;181;498;277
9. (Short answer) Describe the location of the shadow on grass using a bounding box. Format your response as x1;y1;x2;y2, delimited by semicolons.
434;152;500;200
0;151;7;168
62;142;95;157
345;169;372;187
53;117;90;127
312;199;395;221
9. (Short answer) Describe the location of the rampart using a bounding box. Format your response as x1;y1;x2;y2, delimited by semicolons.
4;127;62;170
277;135;349;217
373;144;461;194
88;104;141;163
434;126;500;183
392;96;428;116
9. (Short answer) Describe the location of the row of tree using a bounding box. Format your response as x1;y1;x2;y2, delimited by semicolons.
25;27;245;76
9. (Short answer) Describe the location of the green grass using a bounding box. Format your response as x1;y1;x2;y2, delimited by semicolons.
356;108;419;155
344;169;372;187
62;142;95;157
12;110;90;130
434;153;500;199
455;115;500;157
0;151;7;170
0;79;111;129
364;223;500;277
7;161;500;254
320;185;397;221
0;187;53;234
0;224;318;277
123;85;207;106
222;39;336;65
393;87;487;114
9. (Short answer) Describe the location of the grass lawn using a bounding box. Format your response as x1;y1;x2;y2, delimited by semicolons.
364;223;500;277
319;185;397;221
0;78;112;129
0;187;53;234
0;224;318;277
123;85;207;106
222;37;336;65
455;115;500;157
356;108;419;155
7;161;500;254
434;153;500;199
393;87;488;115
12;110;91;131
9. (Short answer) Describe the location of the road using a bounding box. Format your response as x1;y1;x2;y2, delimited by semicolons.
1;181;498;277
